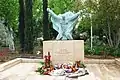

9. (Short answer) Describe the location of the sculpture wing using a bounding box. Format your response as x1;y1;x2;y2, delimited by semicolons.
48;8;61;32
51;16;61;32
66;12;80;33
68;12;80;21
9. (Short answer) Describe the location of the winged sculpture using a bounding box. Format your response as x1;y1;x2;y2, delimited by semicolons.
47;8;80;40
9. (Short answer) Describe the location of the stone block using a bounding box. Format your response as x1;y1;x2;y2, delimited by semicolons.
43;40;84;64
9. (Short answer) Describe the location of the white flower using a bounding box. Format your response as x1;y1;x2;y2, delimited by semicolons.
37;51;41;55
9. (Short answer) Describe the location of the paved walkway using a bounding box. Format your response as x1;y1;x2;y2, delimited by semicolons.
87;64;120;80
0;63;120;80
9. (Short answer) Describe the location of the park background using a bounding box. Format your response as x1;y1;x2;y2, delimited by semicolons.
0;0;120;61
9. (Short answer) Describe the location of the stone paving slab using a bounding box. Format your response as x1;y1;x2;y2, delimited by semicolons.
0;58;120;80
0;58;116;71
87;64;120;80
0;63;39;80
0;63;96;80
0;63;120;80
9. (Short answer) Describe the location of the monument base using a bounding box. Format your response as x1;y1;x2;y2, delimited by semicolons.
43;40;84;65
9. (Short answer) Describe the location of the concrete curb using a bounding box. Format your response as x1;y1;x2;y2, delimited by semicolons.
0;58;120;72
84;59;115;64
21;58;44;63
115;58;120;66
0;58;22;72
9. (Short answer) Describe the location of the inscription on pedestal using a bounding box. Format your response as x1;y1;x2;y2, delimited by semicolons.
55;48;71;55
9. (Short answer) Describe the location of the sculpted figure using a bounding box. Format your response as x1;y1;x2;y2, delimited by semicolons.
47;8;80;40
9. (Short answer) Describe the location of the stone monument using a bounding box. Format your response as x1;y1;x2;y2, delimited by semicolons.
43;8;84;65
43;40;84;65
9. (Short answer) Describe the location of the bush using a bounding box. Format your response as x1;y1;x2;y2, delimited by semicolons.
85;45;104;55
85;44;120;58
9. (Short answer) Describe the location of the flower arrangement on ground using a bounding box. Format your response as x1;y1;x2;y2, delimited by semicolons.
36;52;88;77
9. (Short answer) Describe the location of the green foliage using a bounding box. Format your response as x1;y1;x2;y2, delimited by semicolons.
48;0;75;14
85;35;118;56
39;61;44;65
80;61;86;68
0;22;7;47
33;0;43;38
0;0;120;56
36;67;44;74
85;42;120;57
36;61;44;74
0;0;19;30
94;0;120;48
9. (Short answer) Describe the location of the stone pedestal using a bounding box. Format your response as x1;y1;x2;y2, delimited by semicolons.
43;40;84;64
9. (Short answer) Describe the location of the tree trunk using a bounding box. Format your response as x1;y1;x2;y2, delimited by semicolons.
18;0;25;53
115;28;120;48
107;19;113;47
43;0;50;40
24;0;33;54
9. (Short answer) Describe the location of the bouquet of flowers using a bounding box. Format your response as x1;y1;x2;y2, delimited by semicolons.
36;52;88;77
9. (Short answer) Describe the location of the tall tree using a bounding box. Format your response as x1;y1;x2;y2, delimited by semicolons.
96;0;120;48
43;0;50;40
19;0;25;53
24;0;34;53
0;0;19;31
33;0;43;39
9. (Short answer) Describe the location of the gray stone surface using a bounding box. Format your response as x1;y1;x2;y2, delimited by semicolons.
87;64;120;80
0;62;120;80
43;40;84;65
